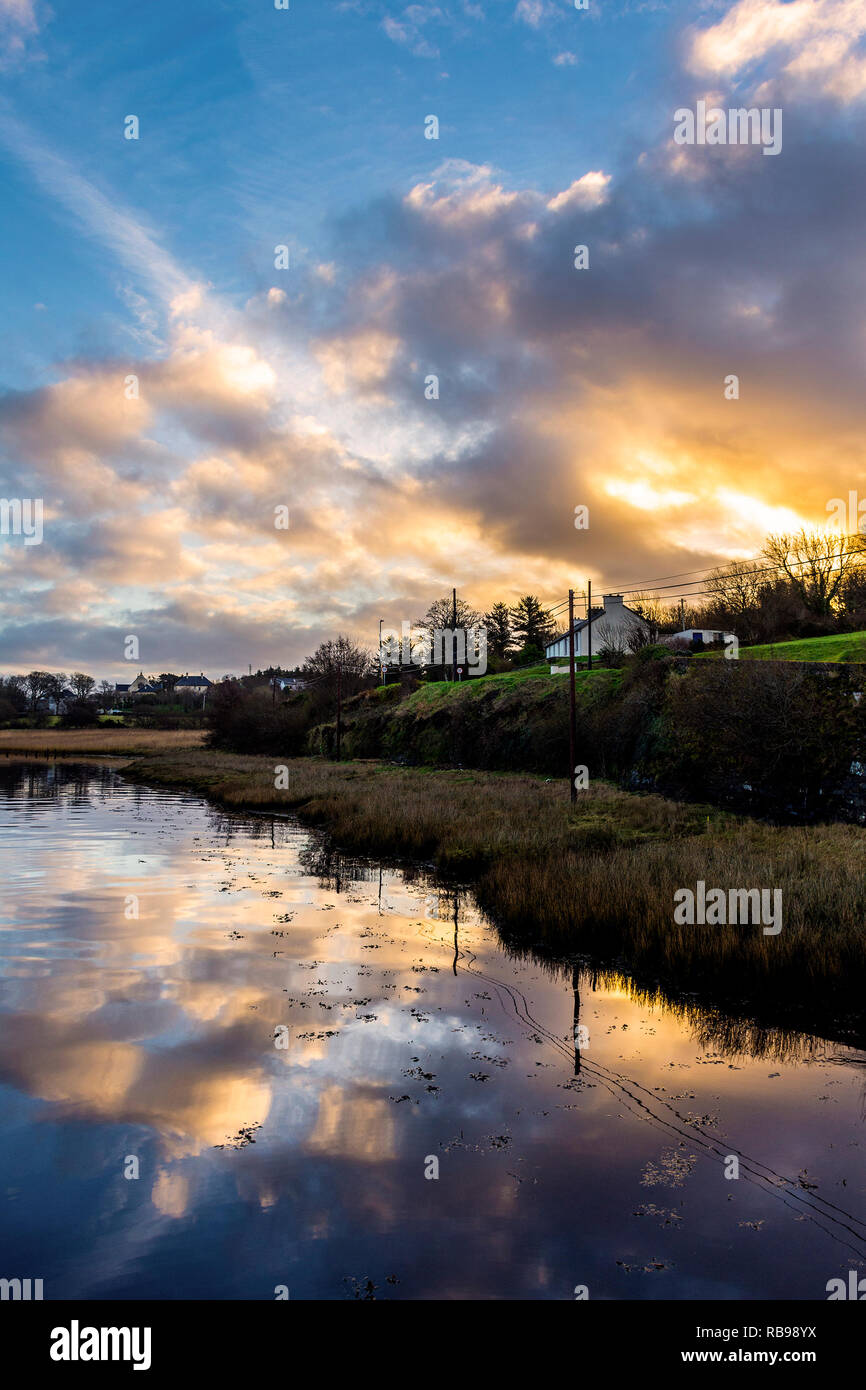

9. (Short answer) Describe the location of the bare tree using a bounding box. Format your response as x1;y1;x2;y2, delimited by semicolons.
624;617;655;653
24;671;52;710
762;529;866;617
70;672;96;699
627;592;668;632
416;595;482;633
594;619;630;658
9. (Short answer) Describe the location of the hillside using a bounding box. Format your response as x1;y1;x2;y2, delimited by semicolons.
700;630;866;663
310;665;621;773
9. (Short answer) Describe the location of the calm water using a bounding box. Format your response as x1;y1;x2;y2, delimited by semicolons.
1;761;865;1300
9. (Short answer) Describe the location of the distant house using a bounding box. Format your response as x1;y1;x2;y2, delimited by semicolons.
278;677;307;693
40;688;76;715
666;628;735;649
546;593;651;664
115;672;160;700
175;673;213;694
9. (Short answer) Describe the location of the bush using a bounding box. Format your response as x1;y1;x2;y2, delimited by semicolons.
206;681;318;755
60;701;100;727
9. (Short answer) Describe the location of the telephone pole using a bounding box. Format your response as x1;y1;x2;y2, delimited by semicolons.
335;662;342;760
586;579;592;671
568;589;577;804
452;586;458;683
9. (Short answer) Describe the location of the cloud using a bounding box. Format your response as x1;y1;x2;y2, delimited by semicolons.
382;5;444;58
687;0;866;102
0;0;39;65
546;170;611;211
4;30;866;676
514;0;558;27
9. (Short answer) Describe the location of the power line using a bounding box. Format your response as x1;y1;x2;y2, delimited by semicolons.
542;538;865;639
614;539;864;597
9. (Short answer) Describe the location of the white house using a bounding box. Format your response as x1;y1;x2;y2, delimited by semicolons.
175;673;213;694
665;628;735;649
546;593;651;664
114;672;160;700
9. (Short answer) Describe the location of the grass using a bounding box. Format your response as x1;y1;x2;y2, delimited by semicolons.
367;662;611;704
119;748;866;1042
699;630;866;664
0;728;206;756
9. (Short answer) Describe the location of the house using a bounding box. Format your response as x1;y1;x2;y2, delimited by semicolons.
37;688;76;715
114;672;160;700
175;673;213;694
278;677;306;693
545;593;651;664
666;628;735;649
53;687;76;714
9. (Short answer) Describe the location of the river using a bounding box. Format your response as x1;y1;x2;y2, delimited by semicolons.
1;760;864;1300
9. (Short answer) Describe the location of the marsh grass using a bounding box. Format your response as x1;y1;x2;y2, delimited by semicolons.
118;749;866;1034
0;728;206;755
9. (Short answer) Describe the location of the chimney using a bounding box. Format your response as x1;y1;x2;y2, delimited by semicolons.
603;594;624;611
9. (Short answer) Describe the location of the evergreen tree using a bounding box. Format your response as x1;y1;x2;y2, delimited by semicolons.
483;601;514;659
510;595;555;651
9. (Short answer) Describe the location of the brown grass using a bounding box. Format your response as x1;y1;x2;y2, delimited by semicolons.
0;728;206;756
120;749;866;1036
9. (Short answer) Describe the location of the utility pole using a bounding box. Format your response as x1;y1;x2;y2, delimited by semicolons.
568;589;577;804
680;597;685;632
378;617;384;686
335;662;342;760
587;579;592;671
452;586;457;683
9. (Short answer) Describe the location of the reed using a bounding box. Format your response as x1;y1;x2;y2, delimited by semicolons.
121;749;866;1035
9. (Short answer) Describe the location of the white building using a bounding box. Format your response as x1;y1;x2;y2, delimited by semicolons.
175;673;213;694
666;629;735;648
545;593;651;663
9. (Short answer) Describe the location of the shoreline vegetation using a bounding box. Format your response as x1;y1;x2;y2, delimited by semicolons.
4;729;864;1045
0;728;206;755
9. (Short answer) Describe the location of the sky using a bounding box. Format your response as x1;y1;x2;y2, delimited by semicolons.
1;0;865;679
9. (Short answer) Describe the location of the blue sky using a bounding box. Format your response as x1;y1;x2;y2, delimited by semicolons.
1;0;679;381
2;0;866;677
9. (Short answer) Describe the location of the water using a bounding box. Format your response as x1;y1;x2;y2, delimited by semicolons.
1;760;864;1300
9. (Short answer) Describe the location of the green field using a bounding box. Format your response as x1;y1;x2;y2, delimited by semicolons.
720;631;866;663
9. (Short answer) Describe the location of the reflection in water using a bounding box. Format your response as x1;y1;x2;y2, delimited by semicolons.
1;760;865;1300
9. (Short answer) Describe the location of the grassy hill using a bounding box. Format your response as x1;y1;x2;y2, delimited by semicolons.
699;630;866;663
312;664;622;772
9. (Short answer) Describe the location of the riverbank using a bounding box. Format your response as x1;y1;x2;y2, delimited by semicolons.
0;728;206;756
113;747;866;1042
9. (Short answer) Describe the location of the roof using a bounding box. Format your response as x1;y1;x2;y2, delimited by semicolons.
176;674;212;686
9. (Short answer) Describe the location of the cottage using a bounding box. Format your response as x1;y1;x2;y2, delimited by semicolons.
666;628;735;649
545;593;651;665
